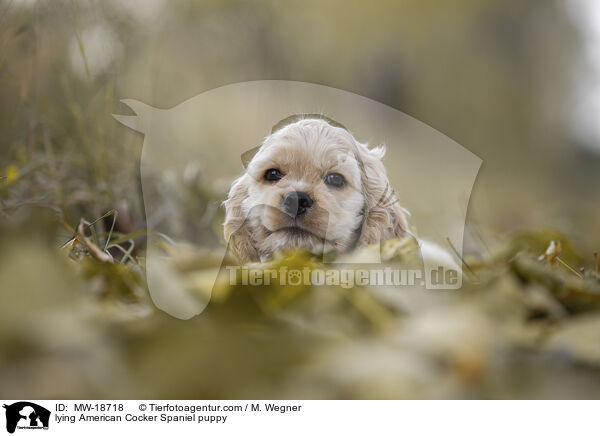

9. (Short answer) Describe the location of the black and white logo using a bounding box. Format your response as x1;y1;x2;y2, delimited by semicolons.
3;402;50;434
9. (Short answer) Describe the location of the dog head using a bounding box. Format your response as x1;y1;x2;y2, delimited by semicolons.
224;117;408;262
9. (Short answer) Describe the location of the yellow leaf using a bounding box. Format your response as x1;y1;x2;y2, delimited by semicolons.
5;165;19;183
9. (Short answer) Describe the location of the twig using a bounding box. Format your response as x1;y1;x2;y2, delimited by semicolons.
446;237;478;279
61;209;117;250
556;257;583;279
58;215;75;234
107;240;136;264
76;219;112;263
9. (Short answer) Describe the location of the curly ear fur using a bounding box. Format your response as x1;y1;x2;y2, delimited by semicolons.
356;144;408;246
223;175;259;263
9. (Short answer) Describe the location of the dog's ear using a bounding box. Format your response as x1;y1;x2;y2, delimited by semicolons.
356;144;408;246
223;175;259;263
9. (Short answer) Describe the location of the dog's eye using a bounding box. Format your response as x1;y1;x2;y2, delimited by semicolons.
264;168;284;182
324;173;346;188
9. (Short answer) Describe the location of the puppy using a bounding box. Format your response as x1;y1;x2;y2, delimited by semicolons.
223;116;409;263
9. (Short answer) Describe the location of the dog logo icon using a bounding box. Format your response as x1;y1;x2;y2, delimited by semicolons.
3;402;50;434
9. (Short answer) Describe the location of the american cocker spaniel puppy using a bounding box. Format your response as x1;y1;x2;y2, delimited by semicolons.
223;115;409;263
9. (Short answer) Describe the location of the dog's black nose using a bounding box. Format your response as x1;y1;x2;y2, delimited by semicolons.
282;191;313;216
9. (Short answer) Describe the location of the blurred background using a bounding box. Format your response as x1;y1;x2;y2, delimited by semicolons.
1;0;600;399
